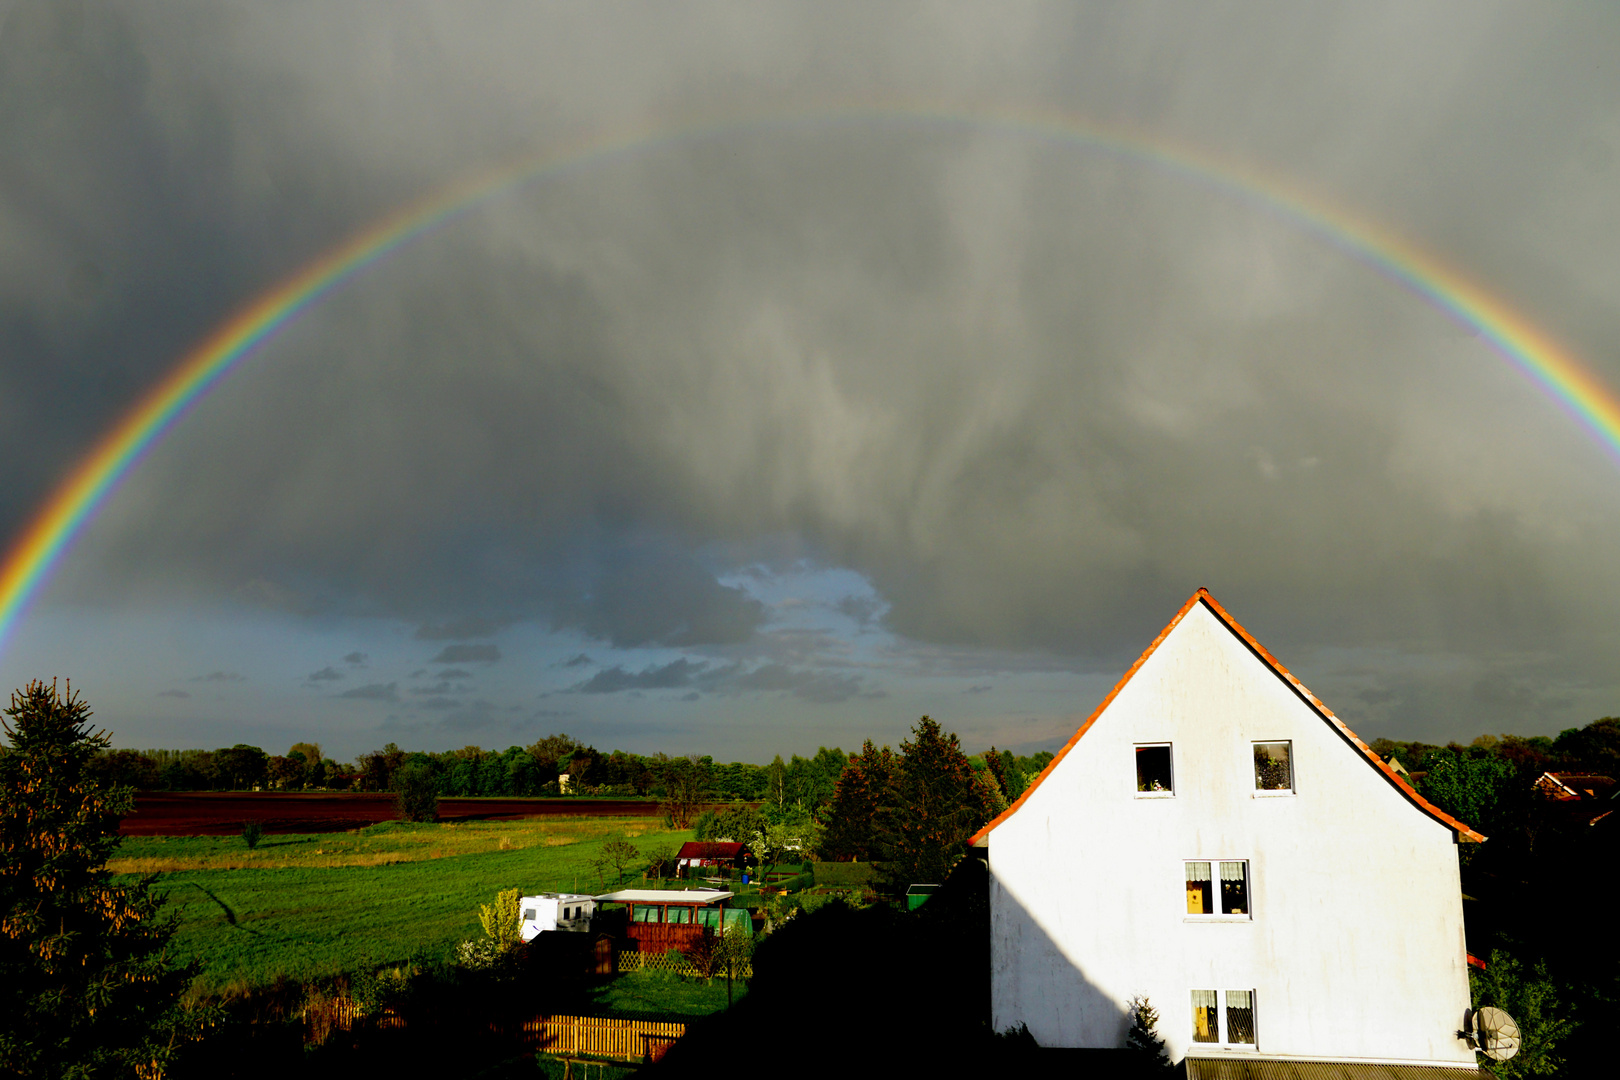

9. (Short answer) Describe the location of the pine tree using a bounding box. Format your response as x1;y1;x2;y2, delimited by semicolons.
818;739;897;862
883;716;988;888
1126;994;1170;1071
0;681;200;1077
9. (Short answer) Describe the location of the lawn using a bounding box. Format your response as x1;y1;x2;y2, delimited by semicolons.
115;816;694;992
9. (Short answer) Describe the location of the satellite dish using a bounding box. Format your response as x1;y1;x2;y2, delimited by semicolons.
1463;1006;1522;1062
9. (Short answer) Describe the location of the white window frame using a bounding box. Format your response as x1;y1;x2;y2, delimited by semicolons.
1190;988;1258;1050
1134;742;1175;798
1183;859;1252;921
1252;740;1295;797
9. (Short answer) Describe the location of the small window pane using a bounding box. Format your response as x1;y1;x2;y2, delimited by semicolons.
1226;991;1255;1044
522;908;537;921
1254;742;1292;790
1191;990;1219;1042
1185;862;1213;914
1137;745;1174;793
1219;862;1249;915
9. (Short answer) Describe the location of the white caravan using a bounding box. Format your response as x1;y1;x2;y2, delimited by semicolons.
518;893;597;941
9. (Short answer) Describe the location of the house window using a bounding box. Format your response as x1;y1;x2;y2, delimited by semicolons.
522;908;537;922
1253;741;1293;792
1185;860;1249;916
1136;744;1174;795
1192;989;1257;1046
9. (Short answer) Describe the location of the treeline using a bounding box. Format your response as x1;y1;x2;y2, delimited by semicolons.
86;731;1053;808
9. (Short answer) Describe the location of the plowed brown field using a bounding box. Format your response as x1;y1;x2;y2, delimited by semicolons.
121;792;662;835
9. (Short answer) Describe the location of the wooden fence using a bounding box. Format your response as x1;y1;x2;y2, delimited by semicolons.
521;1015;685;1062
615;949;752;979
303;999;687;1063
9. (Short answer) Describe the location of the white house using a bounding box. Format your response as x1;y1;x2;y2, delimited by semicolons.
518;893;597;941
972;589;1485;1073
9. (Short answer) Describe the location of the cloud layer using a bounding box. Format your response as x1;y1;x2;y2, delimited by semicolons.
6;2;1620;744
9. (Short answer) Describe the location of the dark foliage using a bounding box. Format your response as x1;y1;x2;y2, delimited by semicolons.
0;681;202;1076
391;761;440;822
817;738;897;862
881;716;991;889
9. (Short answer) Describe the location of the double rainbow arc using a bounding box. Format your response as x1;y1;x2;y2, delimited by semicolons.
3;106;1617;653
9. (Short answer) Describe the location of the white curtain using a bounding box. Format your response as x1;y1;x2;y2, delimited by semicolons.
1186;861;1211;882
1220;861;1246;881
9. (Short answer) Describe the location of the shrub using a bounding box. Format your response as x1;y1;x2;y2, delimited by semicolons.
477;888;522;948
393;762;440;822
241;819;264;849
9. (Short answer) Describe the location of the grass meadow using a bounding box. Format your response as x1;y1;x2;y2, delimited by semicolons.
113;816;694;993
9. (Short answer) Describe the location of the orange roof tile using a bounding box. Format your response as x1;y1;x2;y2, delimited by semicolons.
969;589;1486;847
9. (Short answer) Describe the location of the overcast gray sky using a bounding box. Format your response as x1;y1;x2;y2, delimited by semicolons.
3;1;1619;761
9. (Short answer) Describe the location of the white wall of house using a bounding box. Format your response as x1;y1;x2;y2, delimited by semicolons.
986;600;1476;1066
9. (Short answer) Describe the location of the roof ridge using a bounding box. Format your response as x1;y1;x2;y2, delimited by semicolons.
969;589;1485;846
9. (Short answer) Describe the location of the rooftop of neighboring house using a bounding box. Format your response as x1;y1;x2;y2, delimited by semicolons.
595;889;734;905
676;841;748;860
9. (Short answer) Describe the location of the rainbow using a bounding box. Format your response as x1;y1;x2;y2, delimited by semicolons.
3;105;1619;652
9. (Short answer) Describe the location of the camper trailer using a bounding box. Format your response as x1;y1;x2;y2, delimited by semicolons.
518;893;597;941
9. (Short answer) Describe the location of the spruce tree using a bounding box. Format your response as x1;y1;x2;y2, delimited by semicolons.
1126;994;1170;1071
0;681;198;1077
882;716;987;888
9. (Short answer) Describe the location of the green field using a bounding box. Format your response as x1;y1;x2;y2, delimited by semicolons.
115;816;696;992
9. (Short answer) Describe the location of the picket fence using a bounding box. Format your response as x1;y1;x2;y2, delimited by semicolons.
521;1014;686;1062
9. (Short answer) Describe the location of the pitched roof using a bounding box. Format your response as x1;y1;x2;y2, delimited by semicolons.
676;841;747;859
969;589;1485;847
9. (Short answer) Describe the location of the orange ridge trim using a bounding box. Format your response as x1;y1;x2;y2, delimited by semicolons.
970;588;1486;847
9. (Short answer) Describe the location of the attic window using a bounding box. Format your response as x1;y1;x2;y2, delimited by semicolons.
1253;741;1293;792
1136;744;1174;796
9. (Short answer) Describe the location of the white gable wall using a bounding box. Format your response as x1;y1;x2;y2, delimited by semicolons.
988;602;1474;1065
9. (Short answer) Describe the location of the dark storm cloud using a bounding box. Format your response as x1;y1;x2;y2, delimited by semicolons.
428;644;501;665
730;663;866;704
414;617;506;641
12;3;1620;743
338;682;399;702
343;652;368;666
306;666;345;683
575;659;707;694
560;654;594;668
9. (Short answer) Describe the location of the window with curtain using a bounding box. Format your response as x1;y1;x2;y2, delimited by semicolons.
1191;990;1219;1042
1185;862;1213;914
1219;861;1249;915
1192;989;1257;1046
1225;991;1256;1044
1254;741;1293;791
1185;860;1249;916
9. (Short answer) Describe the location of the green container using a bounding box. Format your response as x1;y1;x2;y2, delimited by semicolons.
905;884;940;912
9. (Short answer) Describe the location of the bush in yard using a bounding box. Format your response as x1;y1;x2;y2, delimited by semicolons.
392;761;440;822
0;681;205;1076
241;818;264;849
478;887;523;949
